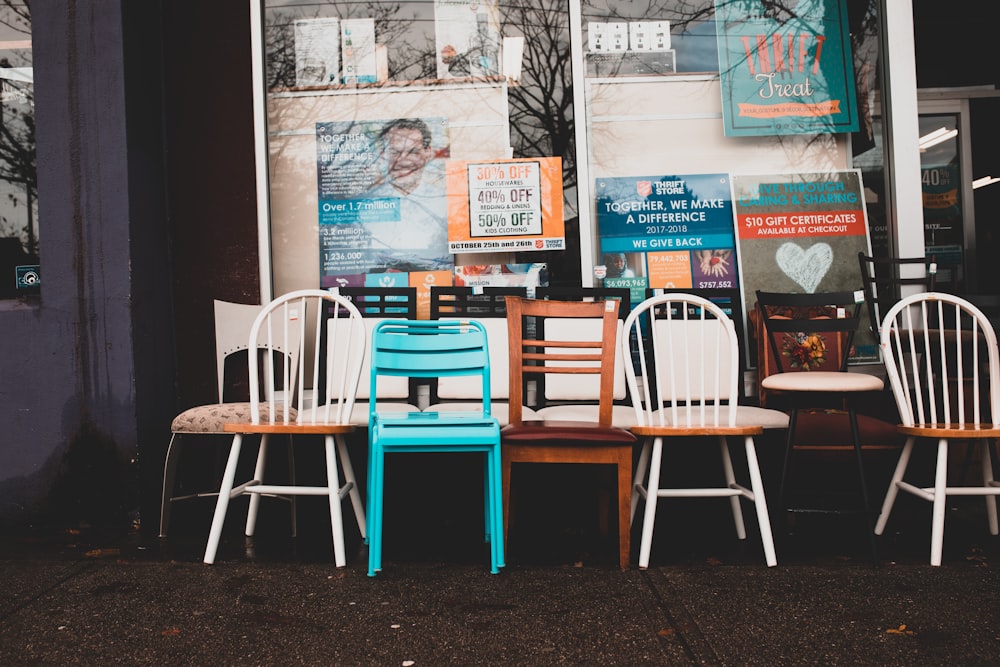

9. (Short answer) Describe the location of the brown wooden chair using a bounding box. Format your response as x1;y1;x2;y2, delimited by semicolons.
501;295;637;569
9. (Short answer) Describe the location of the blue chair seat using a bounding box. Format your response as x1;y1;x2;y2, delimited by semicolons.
373;411;500;447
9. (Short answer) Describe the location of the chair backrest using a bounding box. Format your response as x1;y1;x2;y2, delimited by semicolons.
319;287;418;404
369;319;493;416
647;287;747;390
755;289;866;374
532;286;630;404
624;293;743;428
248;289;365;426
880;292;1000;428
430;286;527;401
212;300;266;403
504;296;620;426
858;252;938;337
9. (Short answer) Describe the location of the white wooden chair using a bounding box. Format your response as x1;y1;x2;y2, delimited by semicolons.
624;293;779;568
874;291;1000;565
203;289;367;566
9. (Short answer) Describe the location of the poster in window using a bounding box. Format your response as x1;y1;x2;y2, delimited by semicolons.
714;0;859;136
434;0;502;79
731;170;875;360
294;17;340;86
446;158;565;254
596;173;738;293
315;117;454;289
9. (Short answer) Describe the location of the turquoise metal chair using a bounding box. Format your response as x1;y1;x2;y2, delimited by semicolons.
367;319;503;576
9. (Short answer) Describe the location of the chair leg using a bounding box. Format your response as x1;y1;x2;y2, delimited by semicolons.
744;436;778;567
638;438;663;569
488;447;504;573
337;435;366;541
483;455;491;543
245;434;269;538
930;438;949;567
719;436;747;540
875;437;915;535
364;424;374;546
502;452;513;559
778;408;800;512
616;450;631;570
204;434;244;564
287;436;297;538
980;441;999;535
324;434;347;568
159;433;181;538
848;408;879;567
367;445;385;577
631;439;651;525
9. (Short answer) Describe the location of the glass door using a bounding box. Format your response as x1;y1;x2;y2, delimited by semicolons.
917;99;974;290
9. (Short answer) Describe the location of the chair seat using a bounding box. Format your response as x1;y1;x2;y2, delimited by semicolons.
898;423;1000;438
501;420;637;445
373;411;501;447
648;405;790;430
428;401;537;426
760;370;883;393
534;404;639;428
171;402;297;433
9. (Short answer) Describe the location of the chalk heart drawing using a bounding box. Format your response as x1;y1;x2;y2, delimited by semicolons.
774;242;833;293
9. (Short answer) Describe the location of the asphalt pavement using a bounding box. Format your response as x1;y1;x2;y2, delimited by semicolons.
2;447;1000;665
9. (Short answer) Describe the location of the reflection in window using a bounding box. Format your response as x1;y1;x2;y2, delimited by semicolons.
0;1;35;298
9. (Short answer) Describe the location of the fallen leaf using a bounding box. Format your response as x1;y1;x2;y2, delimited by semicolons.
886;624;915;636
657;628;676;637
161;628;181;637
83;548;121;559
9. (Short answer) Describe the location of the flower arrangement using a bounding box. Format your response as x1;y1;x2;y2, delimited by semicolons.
781;331;827;370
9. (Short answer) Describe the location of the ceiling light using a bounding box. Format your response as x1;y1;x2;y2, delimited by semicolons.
919;128;958;150
973;176;1000;189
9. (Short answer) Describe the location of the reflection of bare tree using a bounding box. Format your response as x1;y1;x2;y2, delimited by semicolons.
503;1;576;202
0;0;36;256
0;0;28;33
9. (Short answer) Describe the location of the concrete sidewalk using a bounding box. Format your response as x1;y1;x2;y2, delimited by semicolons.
1;501;999;666
3;439;1000;665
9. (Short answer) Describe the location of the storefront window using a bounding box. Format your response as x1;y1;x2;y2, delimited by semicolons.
260;1;576;304
0;2;36;299
257;1;883;316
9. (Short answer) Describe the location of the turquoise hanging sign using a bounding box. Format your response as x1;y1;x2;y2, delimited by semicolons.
714;0;859;136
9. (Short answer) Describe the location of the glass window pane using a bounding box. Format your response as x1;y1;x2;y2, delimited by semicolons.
261;1;577;298
0;2;36;299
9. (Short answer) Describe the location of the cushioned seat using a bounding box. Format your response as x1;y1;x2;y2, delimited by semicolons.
171;403;296;433
761;370;884;394
430;401;537;427
649;405;789;430
501;419;639;444
533;403;639;428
